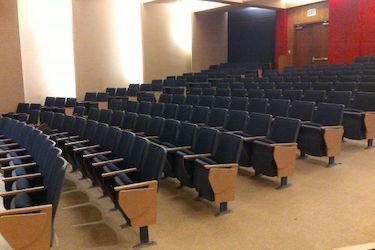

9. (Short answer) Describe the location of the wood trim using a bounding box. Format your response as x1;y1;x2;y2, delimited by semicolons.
0;148;26;155
83;150;111;159
98;101;108;110
117;180;158;228
183;153;211;160
0;155;31;163
64;139;89;146
91;158;124;168
0;186;44;197
1;162;37;171
364;112;375;139
1;173;41;182
0;143;18;148
73;144;100;152
101;167;136;178
0;204;52;250
208;165;238;203
323;126;344;157
273;143;298;177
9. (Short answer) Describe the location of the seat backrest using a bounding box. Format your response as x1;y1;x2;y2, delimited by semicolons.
176;105;193;122
275;82;292;90
216;88;231;97
265;89;282;99
214;96;231;109
102;126;122;151
333;82;356;91
84;92;97;102
247;98;268;114
114;130;135;157
40;111;54;126
174;122;197;147
121;112;138;130
126;136;149;169
106;88;116;96
115;88;127;96
98;109;113;124
289;100;315;121
83;119;98;139
212;133;242;164
51;112;65;129
171;95;185;104
231;88;247;97
303;90;326;104
110;110;125;127
202;88;216;96
61;115;75;132
44;97;55;107
353;92;375;111
268;116;301;143
73;106;86;117
65;97;76;107
139;92;155;102
245;113;272;136
185;95;200;106
150;102;165;117
190;106;209;124
146;116;165;136
313;82;333;92
137;101;152;115
225;110;248;131
292;82;311;91
159;119;180;143
159;94;172;104
247;89;265;98
326;91;352;107
207;108;228;127
357;82;375;92
259;82;274;90
163;103;178;119
91;122;109;144
133;114;151;133
199;96;214;107
230;97;248;111
54;97;66;107
109;99;123;110
192;127;219;153
314;103;344;126
283;89;303;101
16;103;30;113
126;101;139;113
138;142;167;182
27;110;40;125
190;88;202;95
87;108;101;121
267;99;290;117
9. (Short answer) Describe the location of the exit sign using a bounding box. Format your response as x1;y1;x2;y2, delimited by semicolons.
307;8;317;17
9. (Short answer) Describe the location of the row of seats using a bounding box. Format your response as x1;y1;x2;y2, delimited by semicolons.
0;116;67;249
3;103;42;122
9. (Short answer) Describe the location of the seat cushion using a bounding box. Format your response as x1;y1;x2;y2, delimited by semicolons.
10;192;32;209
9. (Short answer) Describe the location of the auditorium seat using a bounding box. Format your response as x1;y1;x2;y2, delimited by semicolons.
218;110;248;132
176;105;193;122
289;101;315;122
298;103;345;166
185;95;200;106
215;88;231;97
190;106;209;125
109;99;123;111
251;117;300;188
163;103;178;119
98;109;113;124
121;112;138;130
342;92;375;147
303;90;326;104
231;89;247;97
247;98;268;114
125;101;139;113
247;89;265;98
190;88;202;95
265;89;282;99
283;89;303;101
171;94;186;105
110;110;125;127
137;101;152;115
230;97;248;111
206;108;228;128
199;96;214;108
202;88;216;96
193;132;242;214
267;99;290;117
159;94;172;104
326;91;352;107
214;96;231;109
150;102;165;117
87;108;101;121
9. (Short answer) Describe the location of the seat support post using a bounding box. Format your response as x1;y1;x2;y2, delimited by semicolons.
328;156;335;167
277;176;288;189
134;226;155;248
367;139;373;148
218;202;228;215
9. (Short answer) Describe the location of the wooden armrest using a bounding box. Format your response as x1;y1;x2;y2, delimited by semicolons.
49;131;68;137
92;158;124;168
73;144;100;152
364;112;375;139
0;186;44;197
274;143;298;177
225;130;242;134
1;162;37;171
0;148;26;155
0;143;18;148
1;173;41;182
183;153;211;159
114;180;157;192
56;135;79;141
166;146;191;152
271;142;298;147
321;125;344;130
83;150;112;159
323;126;344;157
145;135;158;139
64;139;89;146
101;167;137;178
0;154;31;163
241;135;266;141
204;163;238;169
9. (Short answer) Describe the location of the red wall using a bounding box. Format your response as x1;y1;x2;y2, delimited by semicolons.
329;0;375;64
274;10;288;69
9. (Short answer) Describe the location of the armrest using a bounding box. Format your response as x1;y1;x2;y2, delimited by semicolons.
208;165;238;203
64;139;89;146
0;148;26;155
49;131;68;137
114;180;156;192
1;162;37;171
56;135;79;142
301;124;323;131
73;144;100;152
204;163;238;169
166;146;191;152
145;135;158;139
183;153;211;159
0;186;44;197
0;138;12;143
273;143;298;177
241;135;266;141
225;130;242;134
0;154;31;163
135;132;145;135
101;167;137;178
364;112;375;138
92;158;124;168
0;142;18;148
323;126;344;157
1;173;41;182
83;150;112;159
321;125;344;130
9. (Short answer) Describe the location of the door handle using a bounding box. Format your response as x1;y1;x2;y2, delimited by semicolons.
312;56;328;62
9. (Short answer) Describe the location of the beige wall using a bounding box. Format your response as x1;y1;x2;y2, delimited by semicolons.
192;11;228;72
73;0;128;99
142;3;192;83
0;0;24;113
